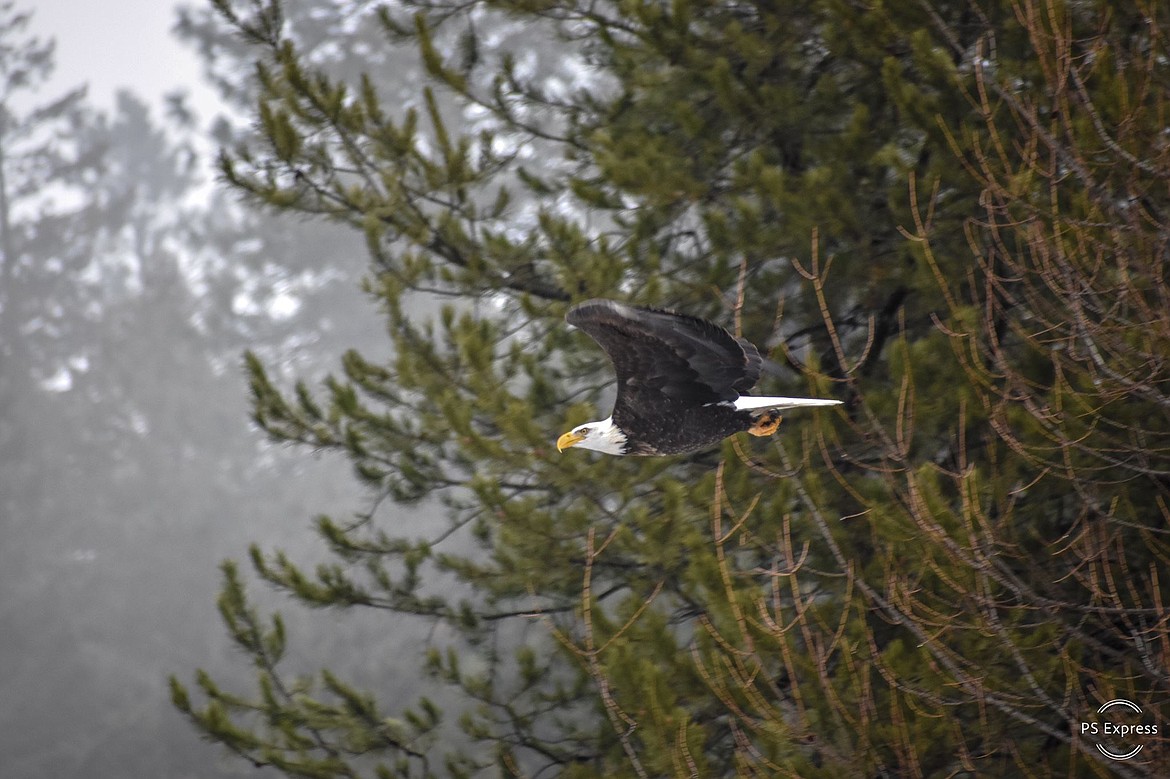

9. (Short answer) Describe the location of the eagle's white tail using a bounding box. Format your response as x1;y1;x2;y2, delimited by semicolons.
734;396;842;412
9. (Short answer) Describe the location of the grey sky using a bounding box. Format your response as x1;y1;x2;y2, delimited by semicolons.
31;0;217;116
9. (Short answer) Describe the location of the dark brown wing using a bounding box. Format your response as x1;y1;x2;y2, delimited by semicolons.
566;299;762;420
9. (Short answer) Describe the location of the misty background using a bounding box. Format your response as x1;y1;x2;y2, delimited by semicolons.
1;1;447;775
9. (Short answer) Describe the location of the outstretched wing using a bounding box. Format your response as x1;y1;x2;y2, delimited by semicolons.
566;299;762;422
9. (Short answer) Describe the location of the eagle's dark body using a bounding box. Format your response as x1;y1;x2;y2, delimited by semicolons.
617;400;756;456
566;299;773;456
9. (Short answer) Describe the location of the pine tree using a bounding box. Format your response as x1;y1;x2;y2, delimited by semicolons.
0;0;106;486
0;4;371;774
0;5;151;662
174;0;1170;776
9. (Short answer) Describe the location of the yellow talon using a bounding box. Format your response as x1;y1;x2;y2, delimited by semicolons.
748;411;783;437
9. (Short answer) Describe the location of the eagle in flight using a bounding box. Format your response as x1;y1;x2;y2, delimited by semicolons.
556;299;841;456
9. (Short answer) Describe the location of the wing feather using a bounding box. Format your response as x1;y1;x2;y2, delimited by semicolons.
566;300;762;422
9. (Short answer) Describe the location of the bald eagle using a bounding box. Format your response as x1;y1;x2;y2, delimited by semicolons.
556;299;841;456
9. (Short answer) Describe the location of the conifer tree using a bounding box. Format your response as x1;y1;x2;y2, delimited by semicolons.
174;0;1169;776
0;1;106;468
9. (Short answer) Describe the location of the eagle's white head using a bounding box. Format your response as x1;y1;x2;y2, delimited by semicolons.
556;416;628;456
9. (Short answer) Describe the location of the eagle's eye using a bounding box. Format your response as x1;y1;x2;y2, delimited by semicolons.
579;427;591;435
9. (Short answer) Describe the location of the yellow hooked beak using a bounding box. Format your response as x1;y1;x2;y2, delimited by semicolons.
557;430;585;452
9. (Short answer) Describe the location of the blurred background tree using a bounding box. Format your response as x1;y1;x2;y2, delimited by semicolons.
150;0;1167;776
0;1;396;775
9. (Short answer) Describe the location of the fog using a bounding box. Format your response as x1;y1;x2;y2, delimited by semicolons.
0;2;445;775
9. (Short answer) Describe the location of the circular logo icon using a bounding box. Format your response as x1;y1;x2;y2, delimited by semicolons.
1080;698;1158;760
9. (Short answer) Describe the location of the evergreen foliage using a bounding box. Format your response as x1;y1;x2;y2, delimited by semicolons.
174;0;1170;775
